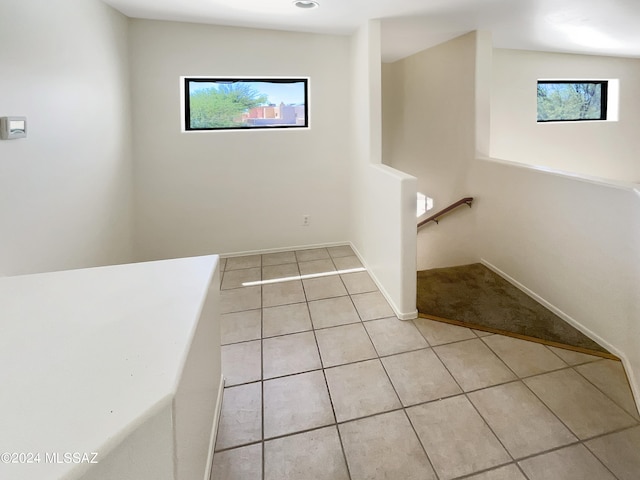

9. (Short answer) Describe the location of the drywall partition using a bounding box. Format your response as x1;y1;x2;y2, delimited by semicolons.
0;0;134;276
630;189;640;406
1;255;221;480
473;37;640;415
382;32;480;270
469;157;640;408
129;20;352;260
491;49;640;183
355;164;418;320
350;21;418;319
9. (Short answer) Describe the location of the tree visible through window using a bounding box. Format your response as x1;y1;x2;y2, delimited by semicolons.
184;78;308;131
189;82;268;129
537;81;608;122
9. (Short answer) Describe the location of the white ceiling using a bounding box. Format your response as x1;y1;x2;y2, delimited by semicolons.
102;0;640;62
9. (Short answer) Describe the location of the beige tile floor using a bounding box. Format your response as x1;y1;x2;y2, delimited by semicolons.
212;247;640;480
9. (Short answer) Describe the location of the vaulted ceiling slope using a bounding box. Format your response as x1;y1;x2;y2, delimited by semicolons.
102;0;640;62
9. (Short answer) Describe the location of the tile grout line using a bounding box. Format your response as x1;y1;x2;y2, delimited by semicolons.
302;253;354;480
221;368;635;443
469;335;625;475
474;335;525;381
218;250;637;479
222;313;616;386
572;362;640;422
224;334;615;384
363;317;443;480
515;370;626;480
450;462;527;480
423;330;521;477
464;390;518;464
582;425;640;480
418;325;621;479
515;462;531;480
470;334;593;463
424;335;517;476
515;439;622;480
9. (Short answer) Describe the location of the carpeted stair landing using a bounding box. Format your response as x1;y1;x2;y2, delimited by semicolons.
417;263;612;357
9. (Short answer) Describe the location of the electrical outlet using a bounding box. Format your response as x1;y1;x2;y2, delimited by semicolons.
302;215;310;226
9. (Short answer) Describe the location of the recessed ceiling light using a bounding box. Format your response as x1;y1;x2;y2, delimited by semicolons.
293;0;319;9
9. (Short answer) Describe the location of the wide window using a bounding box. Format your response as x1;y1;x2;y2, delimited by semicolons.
183;77;308;131
537;81;608;122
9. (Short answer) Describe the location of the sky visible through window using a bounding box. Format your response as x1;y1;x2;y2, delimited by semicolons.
189;81;305;106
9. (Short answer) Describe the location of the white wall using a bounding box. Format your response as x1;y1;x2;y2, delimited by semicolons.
469;157;640;411
383;30;640;409
129;20;352;260
476;39;640;410
174;264;222;480
350;21;417;319
0;0;134;276
491;49;640;183
382;32;480;270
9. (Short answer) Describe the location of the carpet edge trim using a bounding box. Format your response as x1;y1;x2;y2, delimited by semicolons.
417;313;619;361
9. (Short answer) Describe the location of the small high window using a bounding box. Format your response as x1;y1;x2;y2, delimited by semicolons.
537;81;608;122
183;77;308;131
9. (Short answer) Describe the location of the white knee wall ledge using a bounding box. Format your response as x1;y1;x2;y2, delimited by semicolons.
0;255;222;480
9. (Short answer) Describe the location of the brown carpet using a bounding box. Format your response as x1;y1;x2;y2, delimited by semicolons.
417;263;610;355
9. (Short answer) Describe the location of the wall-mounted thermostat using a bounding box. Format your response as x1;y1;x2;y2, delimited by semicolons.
1;117;27;140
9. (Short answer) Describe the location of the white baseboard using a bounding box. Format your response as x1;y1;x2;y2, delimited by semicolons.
220;241;351;259
350;243;418;321
205;374;225;480
396;310;419;321
480;259;615;353
480;258;640;415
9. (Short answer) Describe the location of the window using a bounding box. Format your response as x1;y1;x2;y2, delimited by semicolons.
537;81;608;122
416;192;434;218
183;77;308;131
